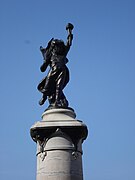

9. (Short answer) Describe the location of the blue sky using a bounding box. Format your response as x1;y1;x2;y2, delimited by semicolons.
0;0;135;179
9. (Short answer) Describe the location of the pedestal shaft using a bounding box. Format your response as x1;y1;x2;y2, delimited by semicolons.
36;131;83;180
30;109;88;180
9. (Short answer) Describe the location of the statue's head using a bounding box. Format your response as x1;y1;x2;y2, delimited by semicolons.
51;39;65;48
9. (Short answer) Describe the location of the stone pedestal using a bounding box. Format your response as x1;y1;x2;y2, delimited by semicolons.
30;108;88;180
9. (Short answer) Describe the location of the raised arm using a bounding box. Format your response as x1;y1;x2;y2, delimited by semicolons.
66;23;74;49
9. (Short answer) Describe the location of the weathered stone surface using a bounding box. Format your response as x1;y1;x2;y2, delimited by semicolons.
30;108;88;180
36;131;83;180
31;109;86;129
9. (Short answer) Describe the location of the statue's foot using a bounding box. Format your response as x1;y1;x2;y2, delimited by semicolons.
53;100;61;108
52;99;68;108
60;99;69;107
39;98;45;105
39;95;47;106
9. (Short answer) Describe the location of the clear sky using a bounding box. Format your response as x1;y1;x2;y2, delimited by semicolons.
0;0;135;180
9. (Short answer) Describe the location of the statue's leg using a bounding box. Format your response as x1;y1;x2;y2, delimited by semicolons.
60;91;69;107
48;93;55;105
55;70;67;107
41;77;51;94
39;69;59;106
42;69;56;95
39;94;47;106
39;74;54;106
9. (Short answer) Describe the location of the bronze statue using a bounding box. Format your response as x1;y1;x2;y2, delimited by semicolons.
37;23;74;109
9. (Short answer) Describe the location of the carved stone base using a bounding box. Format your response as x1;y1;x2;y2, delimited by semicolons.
30;108;88;180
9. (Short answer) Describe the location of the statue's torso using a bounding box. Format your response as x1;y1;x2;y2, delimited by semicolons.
49;43;68;69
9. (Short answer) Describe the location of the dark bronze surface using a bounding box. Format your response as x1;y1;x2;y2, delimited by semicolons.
38;23;74;109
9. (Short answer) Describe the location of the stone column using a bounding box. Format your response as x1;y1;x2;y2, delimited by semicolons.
30;108;88;180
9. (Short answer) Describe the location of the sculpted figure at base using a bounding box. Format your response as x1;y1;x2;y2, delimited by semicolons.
37;23;74;109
